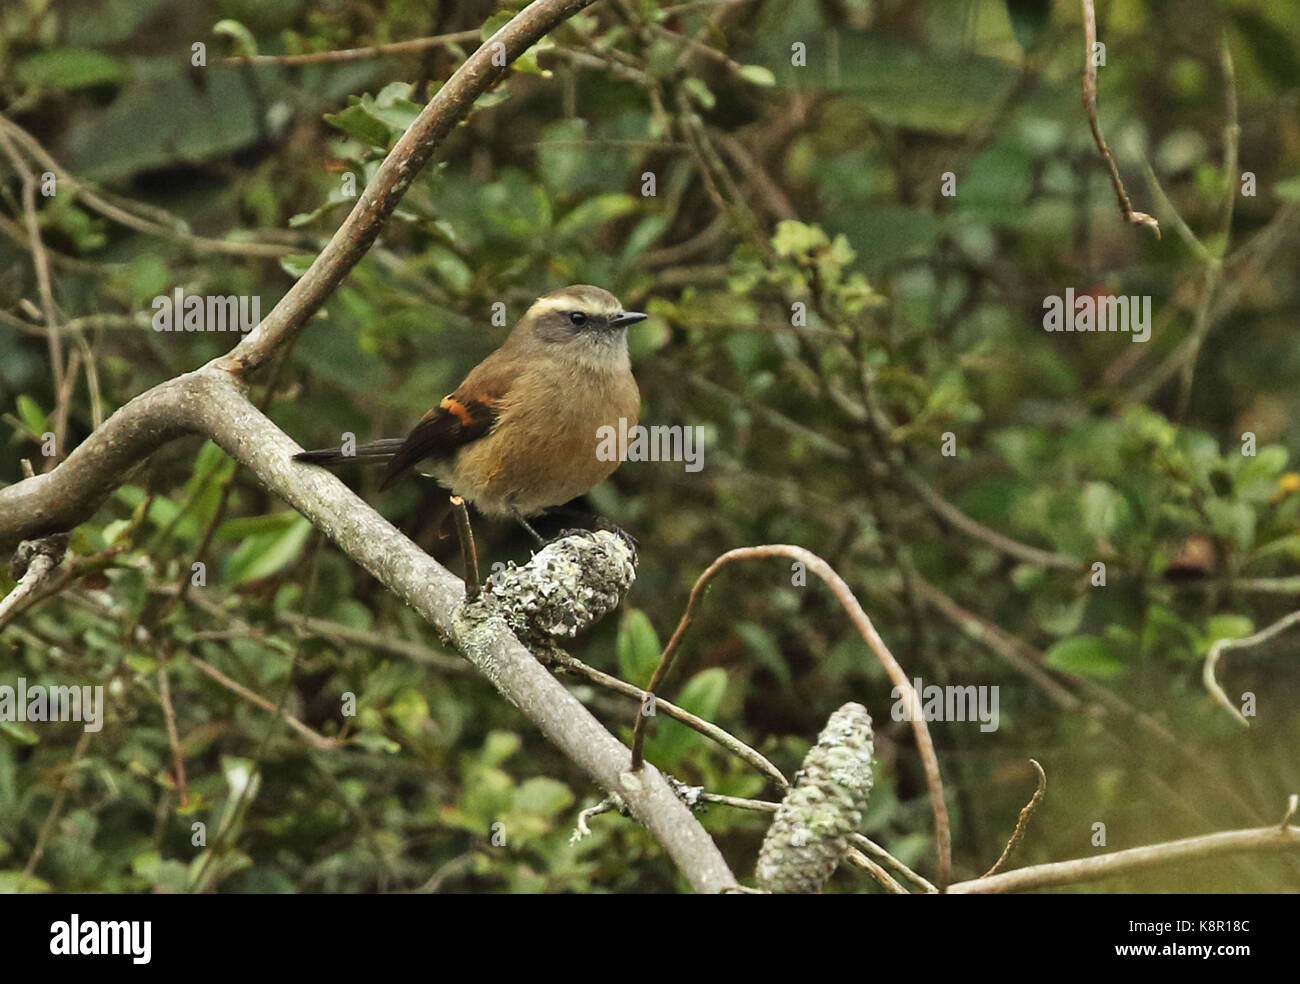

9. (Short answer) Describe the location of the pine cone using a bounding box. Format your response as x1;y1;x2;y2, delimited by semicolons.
755;702;875;893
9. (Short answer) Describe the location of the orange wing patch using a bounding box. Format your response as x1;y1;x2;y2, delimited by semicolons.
379;394;501;491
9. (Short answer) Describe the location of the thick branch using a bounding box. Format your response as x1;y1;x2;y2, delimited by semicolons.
4;372;736;892
0;374;197;554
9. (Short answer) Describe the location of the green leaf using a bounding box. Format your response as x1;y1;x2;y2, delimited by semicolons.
1275;176;1300;202
1080;482;1130;540
675;667;727;721
616;609;662;686
15;395;47;437
1043;636;1127;679
16;49;125;91
425;246;473;292
771;220;829;258
1140;604;1193;658
479;730;521;768
1254;532;1300;562
738;64;776;87
216;511;303;540
1201;615;1254;652
1205;497;1256;551
0;721;40;746
682;77;716;110
361;83;423;133
733;622;791;686
513;777;574;817
324;104;394;149
132;852;190;893
1032;592;1088;637
279;254;316;278
223;514;312;585
645;668;728;767
0;870;50;892
554;193;638;241
1232;445;1288;495
387;689;430;735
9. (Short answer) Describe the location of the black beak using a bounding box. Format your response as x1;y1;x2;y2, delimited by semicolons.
610;311;648;329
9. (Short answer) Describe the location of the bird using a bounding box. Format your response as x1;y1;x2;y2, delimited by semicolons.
293;285;646;544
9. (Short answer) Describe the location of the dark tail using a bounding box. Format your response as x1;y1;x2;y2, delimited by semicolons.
293;438;406;466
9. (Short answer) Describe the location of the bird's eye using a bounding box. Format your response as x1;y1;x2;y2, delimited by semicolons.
568;311;588;327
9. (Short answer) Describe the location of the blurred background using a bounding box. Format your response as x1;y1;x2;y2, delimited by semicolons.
1;0;1298;892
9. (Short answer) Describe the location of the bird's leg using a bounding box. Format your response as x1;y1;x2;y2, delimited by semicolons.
507;500;547;546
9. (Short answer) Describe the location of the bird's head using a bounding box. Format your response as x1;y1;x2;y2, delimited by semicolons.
518;285;647;357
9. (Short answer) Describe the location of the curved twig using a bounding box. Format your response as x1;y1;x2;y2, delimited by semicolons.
981;759;1046;878
1204;609;1300;727
630;544;952;891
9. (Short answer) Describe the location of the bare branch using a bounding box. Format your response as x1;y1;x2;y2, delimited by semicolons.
0;535;70;630
950;823;1300;894
631;544;952;891
217;30;482;66
1080;0;1159;236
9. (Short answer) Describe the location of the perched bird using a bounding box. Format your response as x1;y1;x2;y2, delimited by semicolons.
293;285;645;542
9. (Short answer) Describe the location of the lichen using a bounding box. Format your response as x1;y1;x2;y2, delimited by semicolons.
478;530;636;643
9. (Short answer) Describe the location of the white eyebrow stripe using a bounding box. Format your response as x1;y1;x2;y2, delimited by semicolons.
527;296;623;318
528;296;580;316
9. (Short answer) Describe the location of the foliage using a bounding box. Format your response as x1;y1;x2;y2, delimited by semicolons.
2;0;1299;893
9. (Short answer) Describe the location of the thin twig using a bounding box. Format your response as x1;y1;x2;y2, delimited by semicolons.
913;578;1081;709
549;649;789;789
906;473;1080;571
20;731;92;888
1216;36;1239;250
0;115;299;259
982;759;1046;877
0;127;66;459
1204;609;1300;727
218;30;482;65
844;847;910;894
450;496;480;600
1079;0;1159;236
190;657;339;751
630;544;952;891
848;833;939;894
157;664;190;807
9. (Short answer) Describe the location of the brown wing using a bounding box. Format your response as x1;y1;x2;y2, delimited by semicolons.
379;393;500;491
